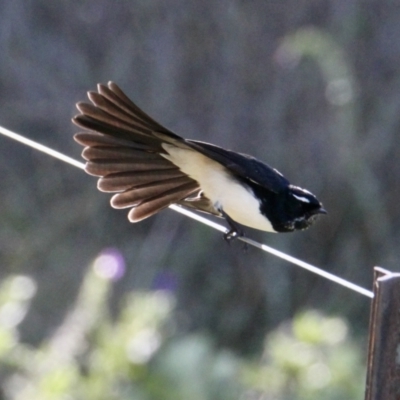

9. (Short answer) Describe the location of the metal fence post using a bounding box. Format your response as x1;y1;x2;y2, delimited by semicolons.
365;267;400;400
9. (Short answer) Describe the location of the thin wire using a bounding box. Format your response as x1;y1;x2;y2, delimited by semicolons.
0;125;374;298
170;205;374;298
0;126;85;170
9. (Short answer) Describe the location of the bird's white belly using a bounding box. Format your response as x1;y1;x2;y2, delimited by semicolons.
161;145;276;232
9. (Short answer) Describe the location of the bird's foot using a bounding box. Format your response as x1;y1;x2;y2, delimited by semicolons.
223;228;248;252
223;228;242;242
220;209;246;245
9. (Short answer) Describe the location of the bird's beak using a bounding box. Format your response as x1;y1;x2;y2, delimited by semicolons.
318;207;327;215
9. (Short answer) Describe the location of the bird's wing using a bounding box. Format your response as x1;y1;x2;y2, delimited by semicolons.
73;82;220;221
185;140;290;193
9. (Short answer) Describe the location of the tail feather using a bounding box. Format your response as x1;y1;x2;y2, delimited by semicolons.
111;177;198;208
73;82;217;222
87;91;143;126
81;146;160;161
74;132;153;150
86;159;177;177
77;101;152;136
127;182;199;222
74;114;161;148
98;83;166;130
97;170;186;192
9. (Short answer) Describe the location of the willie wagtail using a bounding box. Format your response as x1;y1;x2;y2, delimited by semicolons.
73;82;326;239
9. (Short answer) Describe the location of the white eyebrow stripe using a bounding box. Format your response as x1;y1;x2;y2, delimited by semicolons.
293;194;311;203
291;185;312;195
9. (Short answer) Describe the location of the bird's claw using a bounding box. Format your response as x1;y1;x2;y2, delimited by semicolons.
223;229;240;241
220;209;245;243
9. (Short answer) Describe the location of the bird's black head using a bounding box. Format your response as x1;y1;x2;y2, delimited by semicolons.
275;185;326;232
254;183;326;233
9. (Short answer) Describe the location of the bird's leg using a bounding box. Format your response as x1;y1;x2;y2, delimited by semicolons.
220;209;245;241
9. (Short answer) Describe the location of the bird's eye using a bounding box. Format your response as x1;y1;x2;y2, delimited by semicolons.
292;194;311;204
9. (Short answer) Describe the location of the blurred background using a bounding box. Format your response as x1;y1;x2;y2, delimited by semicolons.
0;0;398;398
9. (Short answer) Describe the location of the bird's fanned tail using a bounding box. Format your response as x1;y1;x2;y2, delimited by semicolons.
73;82;211;222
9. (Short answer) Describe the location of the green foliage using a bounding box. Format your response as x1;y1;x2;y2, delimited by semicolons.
242;310;366;400
0;255;366;400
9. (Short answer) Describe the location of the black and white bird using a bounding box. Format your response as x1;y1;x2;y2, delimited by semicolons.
73;82;326;239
